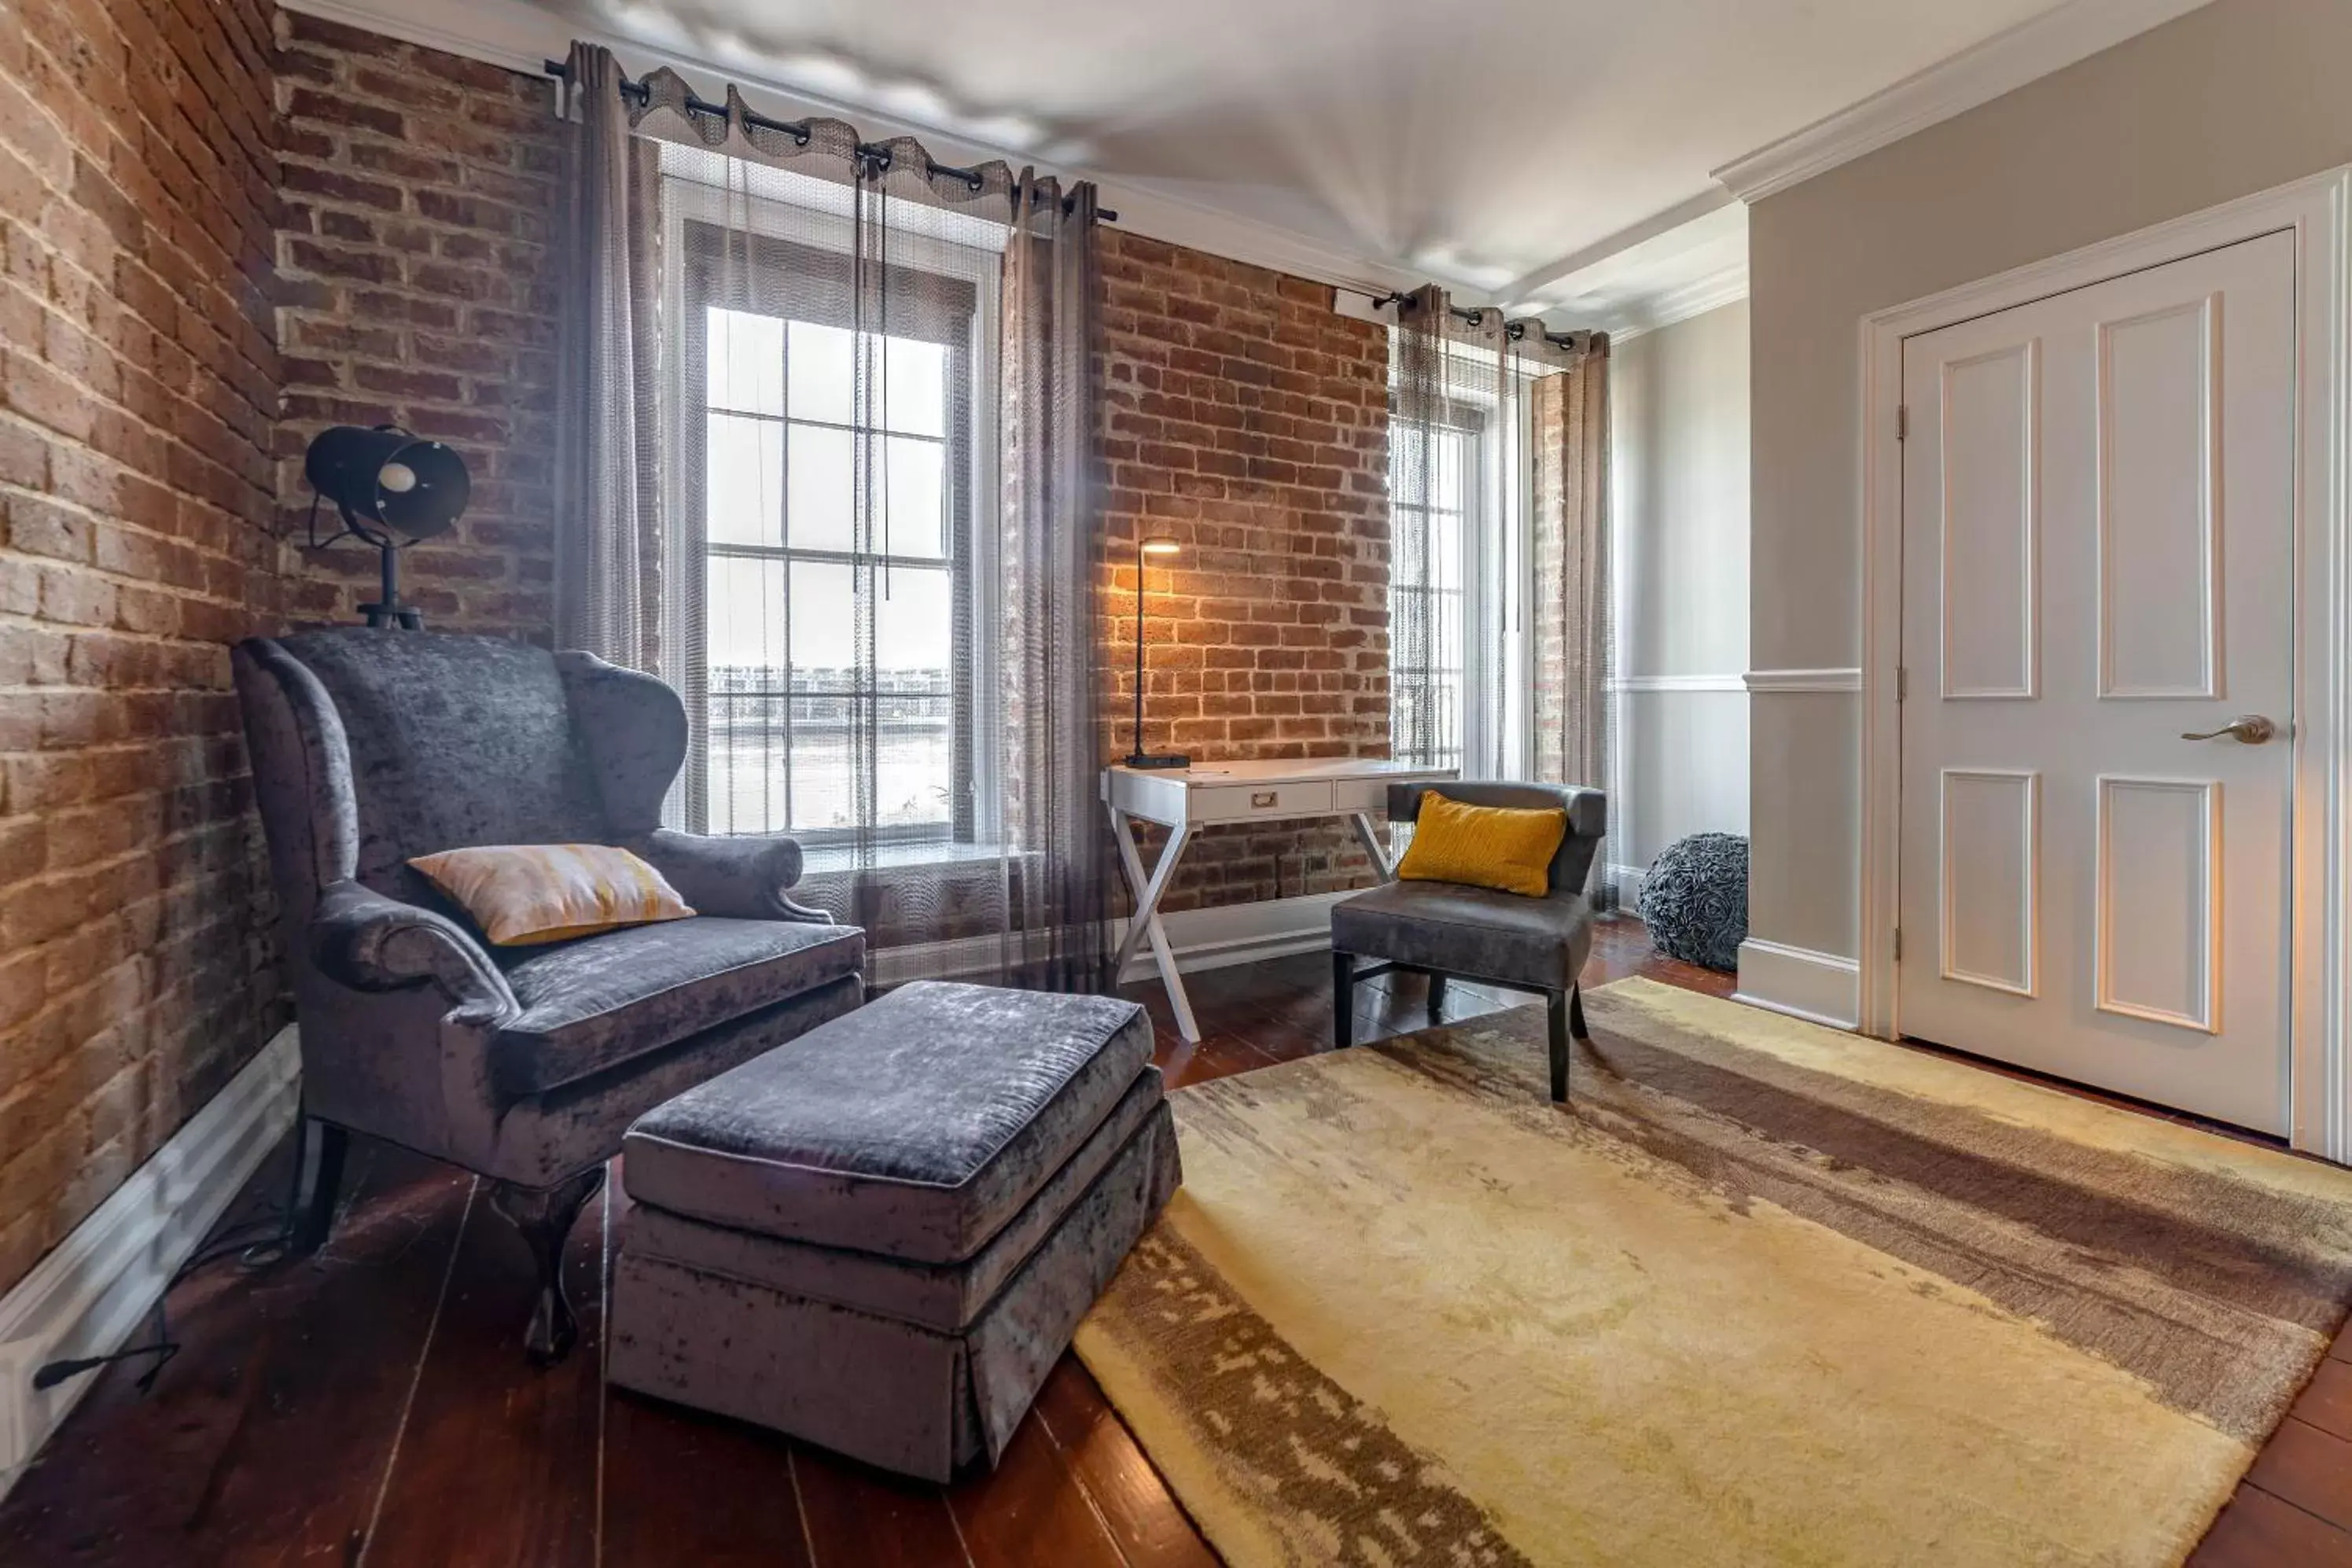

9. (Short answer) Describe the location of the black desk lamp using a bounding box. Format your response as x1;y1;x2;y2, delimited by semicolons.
1126;534;1188;769
302;425;471;628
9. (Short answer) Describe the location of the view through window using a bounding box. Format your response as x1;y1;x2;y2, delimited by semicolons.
696;305;970;841
1389;421;1472;772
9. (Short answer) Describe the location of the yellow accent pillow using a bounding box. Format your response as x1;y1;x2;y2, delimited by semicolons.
1394;793;1567;899
408;844;695;946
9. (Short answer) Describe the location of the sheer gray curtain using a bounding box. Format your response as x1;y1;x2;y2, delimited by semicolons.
999;178;1110;990
1388;285;1612;894
554;44;663;667
1530;336;1615;907
554;42;1113;988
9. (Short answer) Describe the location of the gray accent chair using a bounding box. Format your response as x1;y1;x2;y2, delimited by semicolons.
234;628;865;1363
1330;782;1607;1101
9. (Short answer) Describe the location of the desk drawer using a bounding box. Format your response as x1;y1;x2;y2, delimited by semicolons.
1191;781;1333;823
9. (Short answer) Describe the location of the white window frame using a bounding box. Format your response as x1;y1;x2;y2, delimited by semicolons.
1389;345;1540;782
659;167;1004;851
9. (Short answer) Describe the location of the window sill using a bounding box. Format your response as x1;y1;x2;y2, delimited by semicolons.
797;839;1030;879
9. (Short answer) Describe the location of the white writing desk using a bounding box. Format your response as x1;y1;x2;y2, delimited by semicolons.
1102;757;1458;1041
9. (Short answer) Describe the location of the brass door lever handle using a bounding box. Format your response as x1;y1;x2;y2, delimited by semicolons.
2180;715;2280;745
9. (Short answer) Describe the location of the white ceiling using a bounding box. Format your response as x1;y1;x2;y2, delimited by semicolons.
304;0;2212;322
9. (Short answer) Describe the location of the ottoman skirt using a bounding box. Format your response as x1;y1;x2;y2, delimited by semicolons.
609;1099;1180;1482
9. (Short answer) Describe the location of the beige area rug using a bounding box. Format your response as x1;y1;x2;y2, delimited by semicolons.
1075;978;2352;1568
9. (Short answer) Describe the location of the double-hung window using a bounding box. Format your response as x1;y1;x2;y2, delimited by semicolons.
668;188;999;856
1389;417;1475;773
1389;373;1532;778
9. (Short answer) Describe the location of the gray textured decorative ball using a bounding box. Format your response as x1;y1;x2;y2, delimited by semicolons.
1640;833;1749;973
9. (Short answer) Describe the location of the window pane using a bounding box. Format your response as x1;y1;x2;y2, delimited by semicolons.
779;562;955;834
786;561;952;673
786;321;949;436
705;414;782;547
704;557;789;835
707;308;783;416
1429;509;1463;592
882;337;947;438
882;435;946;558
1432;432;1465;513
704;554;786;673
788;321;856;425
787;424;855;552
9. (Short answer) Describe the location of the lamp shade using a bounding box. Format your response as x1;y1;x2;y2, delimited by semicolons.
303;425;470;540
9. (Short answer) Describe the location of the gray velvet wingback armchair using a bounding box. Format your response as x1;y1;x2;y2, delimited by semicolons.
234;628;866;1362
1330;782;1607;1102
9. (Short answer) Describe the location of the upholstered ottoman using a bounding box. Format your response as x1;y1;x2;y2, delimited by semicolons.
606;981;1180;1482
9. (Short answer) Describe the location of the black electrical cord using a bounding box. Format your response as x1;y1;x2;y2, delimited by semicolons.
29;1161;305;1398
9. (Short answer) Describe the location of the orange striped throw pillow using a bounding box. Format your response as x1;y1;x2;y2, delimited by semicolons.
407;844;695;946
1393;792;1567;899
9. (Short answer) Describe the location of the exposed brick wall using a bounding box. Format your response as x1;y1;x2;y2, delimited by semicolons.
0;4;1400;1298
0;0;286;1294
1097;230;1392;914
271;12;558;638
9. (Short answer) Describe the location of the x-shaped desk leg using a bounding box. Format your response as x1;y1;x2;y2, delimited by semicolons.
1349;811;1400;882
1110;807;1198;1042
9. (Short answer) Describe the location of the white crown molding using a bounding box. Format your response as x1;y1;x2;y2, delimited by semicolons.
1744;668;1863;693
1500;189;1740;311
1607;260;1750;342
1710;0;2218;203
278;0;1432;297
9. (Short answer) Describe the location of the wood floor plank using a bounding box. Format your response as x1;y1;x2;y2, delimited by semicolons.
354;1172;609;1568
0;1139;472;1568
1033;1359;1218;1568
2190;1485;2352;1567
5;937;2318;1568
1152;1029;1280;1090
945;1403;1130;1568
599;1392;814;1568
2247;1418;2352;1533
789;1445;972;1568
2294;1355;2352;1442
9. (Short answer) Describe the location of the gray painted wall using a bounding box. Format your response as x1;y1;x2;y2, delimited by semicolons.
1747;0;2352;960
1613;298;1750;884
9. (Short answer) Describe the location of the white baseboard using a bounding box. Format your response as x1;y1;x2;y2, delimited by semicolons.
1733;939;1861;1030
0;1026;301;1495
1117;890;1353;985
863;890;1356;989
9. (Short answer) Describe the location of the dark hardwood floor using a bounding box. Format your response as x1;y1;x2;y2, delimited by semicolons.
0;917;2343;1566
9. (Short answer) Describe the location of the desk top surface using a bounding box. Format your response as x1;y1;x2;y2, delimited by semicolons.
1104;757;1458;788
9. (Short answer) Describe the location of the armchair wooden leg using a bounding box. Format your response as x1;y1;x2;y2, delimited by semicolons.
1426;971;1448;1021
1546;989;1571;1103
491;1167;607;1367
1333;950;1357;1049
285;1118;348;1258
1570;981;1591;1042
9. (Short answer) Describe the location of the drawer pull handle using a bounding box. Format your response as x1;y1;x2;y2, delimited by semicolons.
1251;790;1279;808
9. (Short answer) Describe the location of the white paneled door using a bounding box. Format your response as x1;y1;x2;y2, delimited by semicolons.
1897;230;2296;1133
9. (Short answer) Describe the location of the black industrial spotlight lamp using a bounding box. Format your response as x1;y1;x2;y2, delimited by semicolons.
301;425;471;628
1124;534;1188;770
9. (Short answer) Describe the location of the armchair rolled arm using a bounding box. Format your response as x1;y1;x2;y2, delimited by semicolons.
311;880;518;1019
630;829;832;923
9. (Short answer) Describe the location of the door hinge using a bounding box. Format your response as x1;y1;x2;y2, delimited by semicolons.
1897;404;1908;441
1896;666;1908;702
1892;928;1902;963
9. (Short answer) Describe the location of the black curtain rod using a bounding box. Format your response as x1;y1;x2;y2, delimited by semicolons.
1371;291;1588;352
540;59;1114;221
